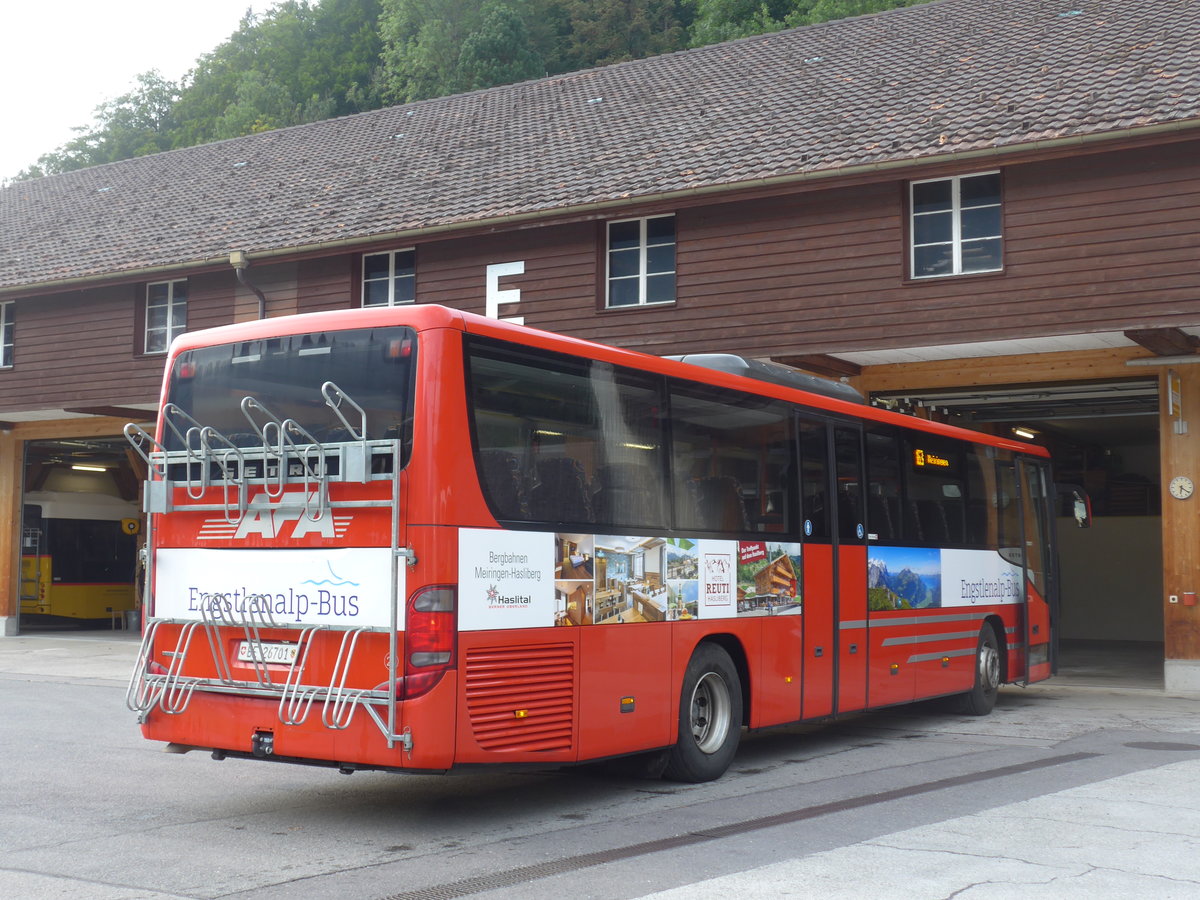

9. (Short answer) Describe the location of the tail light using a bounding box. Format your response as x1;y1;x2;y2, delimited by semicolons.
402;585;456;700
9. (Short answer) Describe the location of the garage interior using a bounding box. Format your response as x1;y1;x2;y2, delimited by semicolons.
871;377;1164;687
19;435;142;631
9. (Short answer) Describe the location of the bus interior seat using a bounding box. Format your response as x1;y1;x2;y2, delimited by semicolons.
531;457;593;523
592;462;664;527
867;494;895;541
689;476;749;532
479;450;528;519
915;499;949;544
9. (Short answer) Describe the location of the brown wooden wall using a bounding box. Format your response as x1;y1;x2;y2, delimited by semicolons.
2;137;1198;417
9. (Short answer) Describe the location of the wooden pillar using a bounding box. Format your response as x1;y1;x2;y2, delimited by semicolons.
1159;365;1200;691
0;431;22;635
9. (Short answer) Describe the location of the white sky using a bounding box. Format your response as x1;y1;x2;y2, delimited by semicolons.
1;1;264;181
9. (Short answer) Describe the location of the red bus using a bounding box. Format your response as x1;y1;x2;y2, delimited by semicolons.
126;304;1071;782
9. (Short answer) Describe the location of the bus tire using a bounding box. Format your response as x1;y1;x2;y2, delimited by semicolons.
663;643;743;783
957;623;1001;716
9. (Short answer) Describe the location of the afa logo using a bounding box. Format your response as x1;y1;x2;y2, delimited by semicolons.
197;491;352;541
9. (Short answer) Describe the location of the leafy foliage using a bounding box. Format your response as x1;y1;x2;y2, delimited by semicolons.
12;0;924;181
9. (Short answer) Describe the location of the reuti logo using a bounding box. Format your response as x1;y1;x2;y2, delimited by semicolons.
196;491;352;541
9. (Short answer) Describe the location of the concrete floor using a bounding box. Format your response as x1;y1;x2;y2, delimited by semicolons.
1056;639;1165;690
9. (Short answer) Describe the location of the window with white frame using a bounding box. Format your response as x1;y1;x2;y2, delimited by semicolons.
0;301;13;368
606;215;676;308
910;172;1002;278
145;280;187;354
362;249;416;306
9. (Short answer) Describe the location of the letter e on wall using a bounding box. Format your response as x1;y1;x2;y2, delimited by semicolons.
486;261;525;325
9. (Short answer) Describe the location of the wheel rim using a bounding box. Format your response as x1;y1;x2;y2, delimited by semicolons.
978;641;1001;692
690;672;732;754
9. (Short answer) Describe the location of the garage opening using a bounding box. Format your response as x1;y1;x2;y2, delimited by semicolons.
20;436;143;633
870;378;1163;688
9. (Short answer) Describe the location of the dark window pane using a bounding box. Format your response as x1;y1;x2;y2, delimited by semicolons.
394;276;415;304
671;381;792;535
913;210;952;245
646;273;675;304
961;238;1002;272
961;173;1001;207
608;220;641;250
913;244;952;277
912;180;952;213
865;428;901;542
393;251;415;277
172;281;187;301
961;205;1001;240
148;282;169;303
609;247;640;279
608;278;640;307
646;216;675;243
799;421;830;542
363;280;390;306
646;244;675;274
466;338;667;530
147;306;167;330
363;253;391;280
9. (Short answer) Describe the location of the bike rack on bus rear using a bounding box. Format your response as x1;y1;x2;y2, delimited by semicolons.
123;382;413;753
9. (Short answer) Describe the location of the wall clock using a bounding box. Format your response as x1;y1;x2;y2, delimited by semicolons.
1169;475;1194;500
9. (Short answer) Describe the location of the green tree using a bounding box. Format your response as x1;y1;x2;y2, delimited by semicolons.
686;0;928;46
458;3;544;91
174;0;382;146
377;0;482;102
563;0;688;68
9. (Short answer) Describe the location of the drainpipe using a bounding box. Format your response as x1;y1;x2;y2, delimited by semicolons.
229;250;267;319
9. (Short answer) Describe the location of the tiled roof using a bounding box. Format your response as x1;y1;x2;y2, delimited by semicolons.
2;0;1197;292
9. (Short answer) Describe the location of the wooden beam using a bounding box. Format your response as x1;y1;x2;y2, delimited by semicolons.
1160;366;1200;661
0;432;21;623
10;417;141;441
63;406;155;421
773;354;862;379
853;346;1155;394
1124;328;1200;357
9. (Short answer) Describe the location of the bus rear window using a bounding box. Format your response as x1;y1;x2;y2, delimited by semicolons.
164;327;415;456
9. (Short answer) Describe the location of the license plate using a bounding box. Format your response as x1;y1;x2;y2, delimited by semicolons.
237;641;299;665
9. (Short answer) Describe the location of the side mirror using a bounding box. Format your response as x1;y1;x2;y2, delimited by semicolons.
1056;483;1092;528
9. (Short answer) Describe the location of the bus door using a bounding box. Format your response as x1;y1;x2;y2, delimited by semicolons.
1017;459;1056;683
797;417;867;719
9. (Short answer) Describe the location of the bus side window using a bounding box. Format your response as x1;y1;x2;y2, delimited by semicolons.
865;427;901;542
964;447;991;547
903;432;966;546
669;380;793;535
466;338;668;531
798;421;830;542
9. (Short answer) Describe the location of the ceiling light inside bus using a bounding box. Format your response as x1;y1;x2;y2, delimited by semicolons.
1012;426;1037;440
71;464;108;472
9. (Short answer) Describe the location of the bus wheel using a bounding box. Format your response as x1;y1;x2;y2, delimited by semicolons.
957;623;1001;716
664;643;743;783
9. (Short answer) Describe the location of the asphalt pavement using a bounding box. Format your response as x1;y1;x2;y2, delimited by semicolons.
1;630;1198;899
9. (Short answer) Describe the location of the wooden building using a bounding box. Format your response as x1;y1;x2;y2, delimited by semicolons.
1;0;1198;688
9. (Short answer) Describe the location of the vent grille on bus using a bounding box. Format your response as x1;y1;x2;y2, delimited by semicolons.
465;643;575;753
